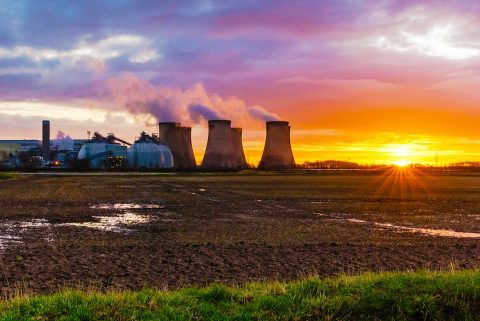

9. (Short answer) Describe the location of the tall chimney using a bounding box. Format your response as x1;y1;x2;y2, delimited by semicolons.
180;127;197;168
202;120;236;169
259;121;295;170
42;120;50;161
158;122;185;169
231;128;248;168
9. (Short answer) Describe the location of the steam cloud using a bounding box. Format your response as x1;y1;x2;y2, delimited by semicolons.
53;130;74;150
107;73;280;126
188;104;223;122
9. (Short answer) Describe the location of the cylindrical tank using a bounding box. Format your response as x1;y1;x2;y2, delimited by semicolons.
127;132;174;169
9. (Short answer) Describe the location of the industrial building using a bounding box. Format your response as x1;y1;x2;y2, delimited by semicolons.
0;140;41;161
77;132;129;170
0;118;295;171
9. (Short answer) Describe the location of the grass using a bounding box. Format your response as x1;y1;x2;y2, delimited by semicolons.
0;172;18;181
1;269;480;321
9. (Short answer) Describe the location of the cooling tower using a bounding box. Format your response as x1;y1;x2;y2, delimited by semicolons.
231;128;248;168
259;121;295;170
202;120;237;169
158;122;185;169
180;127;197;168
42;120;50;161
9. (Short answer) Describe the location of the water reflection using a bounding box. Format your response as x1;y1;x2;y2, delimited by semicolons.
344;218;480;238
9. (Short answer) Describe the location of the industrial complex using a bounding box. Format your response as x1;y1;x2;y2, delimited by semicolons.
0;119;295;170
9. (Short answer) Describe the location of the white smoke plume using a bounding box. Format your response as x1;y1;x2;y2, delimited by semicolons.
53;130;74;150
107;73;280;126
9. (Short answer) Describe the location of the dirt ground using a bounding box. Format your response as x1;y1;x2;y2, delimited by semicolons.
0;169;480;295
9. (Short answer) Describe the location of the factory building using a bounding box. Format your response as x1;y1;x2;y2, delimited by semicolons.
0;140;41;161
259;121;295;170
77;132;129;170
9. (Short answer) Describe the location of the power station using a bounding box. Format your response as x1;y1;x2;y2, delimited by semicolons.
0;118;295;170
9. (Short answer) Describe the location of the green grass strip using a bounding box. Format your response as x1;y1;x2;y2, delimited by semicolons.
1;269;480;320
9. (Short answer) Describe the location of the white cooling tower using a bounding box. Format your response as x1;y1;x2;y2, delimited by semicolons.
231;127;248;168
180;127;197;168
201;120;237;169
259;121;295;170
159;122;187;169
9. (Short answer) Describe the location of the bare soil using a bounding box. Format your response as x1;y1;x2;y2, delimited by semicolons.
0;170;480;295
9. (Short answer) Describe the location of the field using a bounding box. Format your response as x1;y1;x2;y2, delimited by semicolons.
0;169;480;298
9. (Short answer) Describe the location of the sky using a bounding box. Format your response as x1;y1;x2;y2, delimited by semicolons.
1;0;480;165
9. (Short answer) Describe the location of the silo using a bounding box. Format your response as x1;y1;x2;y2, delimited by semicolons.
42;120;50;161
158;122;186;169
202;120;236;169
180;127;197;168
231;127;248;168
259;121;295;170
128;132;174;169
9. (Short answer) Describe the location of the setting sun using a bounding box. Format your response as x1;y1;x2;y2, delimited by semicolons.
393;159;411;167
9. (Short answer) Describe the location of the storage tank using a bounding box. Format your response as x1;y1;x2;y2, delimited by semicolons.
201;120;236;169
127;132;174;169
259;121;295;170
77;132;128;169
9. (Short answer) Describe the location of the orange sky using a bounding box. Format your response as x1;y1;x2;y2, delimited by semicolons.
1;1;480;166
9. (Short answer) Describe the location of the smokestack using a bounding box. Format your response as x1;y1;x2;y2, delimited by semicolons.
158;122;185;169
202;120;237;169
42;120;50;161
180;127;197;168
259;121;295;170
231;128;248;169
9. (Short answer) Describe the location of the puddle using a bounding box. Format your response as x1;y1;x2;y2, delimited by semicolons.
0;219;53;251
17;219;51;228
342;218;480;238
198;188;206;192
375;222;480;239
91;203;163;210
0;235;22;250
62;212;152;232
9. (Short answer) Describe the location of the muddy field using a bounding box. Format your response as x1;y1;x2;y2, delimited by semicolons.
0;169;480;295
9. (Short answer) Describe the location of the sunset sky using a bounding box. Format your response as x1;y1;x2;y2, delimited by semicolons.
1;0;480;165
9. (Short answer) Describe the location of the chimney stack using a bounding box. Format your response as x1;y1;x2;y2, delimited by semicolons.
42;120;50;161
202;120;237;169
180;126;197;168
259;121;295;170
231;128;248;168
